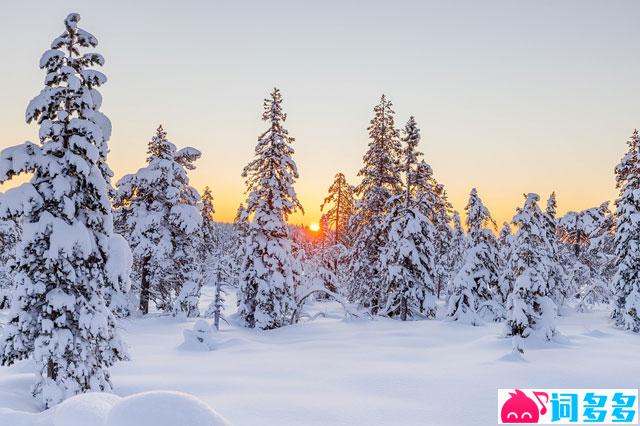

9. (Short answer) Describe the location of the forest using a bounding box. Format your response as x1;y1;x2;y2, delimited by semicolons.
0;12;638;426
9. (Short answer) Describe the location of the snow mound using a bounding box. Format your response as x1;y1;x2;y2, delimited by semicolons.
498;350;528;363
53;392;121;426
0;391;230;426
181;319;217;351
106;391;230;426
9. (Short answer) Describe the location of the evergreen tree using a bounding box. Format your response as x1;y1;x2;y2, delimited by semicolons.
198;187;222;327
505;194;557;353
497;222;513;304
199;187;217;261
379;117;437;320
114;126;202;316
347;95;402;313
558;204;614;310
413;160;454;298
611;130;640;332
320;172;355;246
447;188;502;324
230;204;249;288
445;211;467;296
199;189;234;329
0;13;129;406
543;192;568;309
237;88;303;330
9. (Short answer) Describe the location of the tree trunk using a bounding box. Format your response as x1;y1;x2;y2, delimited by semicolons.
139;256;151;315
47;358;56;380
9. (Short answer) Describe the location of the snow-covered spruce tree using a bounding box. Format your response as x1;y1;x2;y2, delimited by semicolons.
447;188;503;324
0;13;129;407
347;95;402;314
0;219;20;309
557;204;613;310
542;192;568;310
579;202;615;309
412;159;454;298
114;126;202;316
445;211;467;297
199;187;217;261
229;204;249;288
320;172;355;247
199;187;221;323
611;129;640;332
505;193;557;353
237;88;303;330
497;222;513;304
379;116;437;320
199;188;233;329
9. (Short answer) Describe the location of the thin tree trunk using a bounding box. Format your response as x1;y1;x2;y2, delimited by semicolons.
139;256;151;315
214;271;221;331
47;358;56;380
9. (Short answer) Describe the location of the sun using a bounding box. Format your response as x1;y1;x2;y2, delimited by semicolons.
309;222;320;232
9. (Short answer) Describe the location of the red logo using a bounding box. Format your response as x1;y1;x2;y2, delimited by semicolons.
501;389;548;423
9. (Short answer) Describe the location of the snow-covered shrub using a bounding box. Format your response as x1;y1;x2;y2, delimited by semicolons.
182;320;217;351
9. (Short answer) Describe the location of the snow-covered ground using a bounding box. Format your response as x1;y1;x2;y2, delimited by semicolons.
1;286;638;426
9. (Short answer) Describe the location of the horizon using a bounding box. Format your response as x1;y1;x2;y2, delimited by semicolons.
0;0;638;227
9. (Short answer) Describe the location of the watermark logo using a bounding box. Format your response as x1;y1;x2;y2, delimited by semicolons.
498;389;638;424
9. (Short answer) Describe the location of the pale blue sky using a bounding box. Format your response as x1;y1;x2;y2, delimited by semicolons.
1;0;638;224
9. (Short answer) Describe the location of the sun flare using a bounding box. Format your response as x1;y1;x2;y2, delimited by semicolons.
309;223;320;232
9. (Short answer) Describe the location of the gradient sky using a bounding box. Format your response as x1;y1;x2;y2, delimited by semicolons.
1;0;639;227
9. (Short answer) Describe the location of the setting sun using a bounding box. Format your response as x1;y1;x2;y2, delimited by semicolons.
309;223;320;232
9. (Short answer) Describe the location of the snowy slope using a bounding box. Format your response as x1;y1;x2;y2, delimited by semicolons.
1;286;639;426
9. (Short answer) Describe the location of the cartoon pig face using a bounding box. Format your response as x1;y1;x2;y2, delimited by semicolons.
501;389;541;423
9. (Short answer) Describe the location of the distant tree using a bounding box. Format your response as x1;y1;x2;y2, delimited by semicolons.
199;187;217;260
237;88;303;330
497;222;513;304
445;211;467;296
558;204;614;310
197;187;229;329
320;172;355;246
379;116;437;320
611;129;640;332
447;188;502;324
542;192;568;309
505;194;557;353
0;13;129;406
412;160;454;298
347;95;402;313
114;126;202;316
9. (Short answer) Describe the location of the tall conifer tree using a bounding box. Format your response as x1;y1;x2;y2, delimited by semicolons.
0;14;129;406
237;88;303;330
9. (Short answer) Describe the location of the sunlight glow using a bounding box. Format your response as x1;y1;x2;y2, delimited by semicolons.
309;223;320;232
